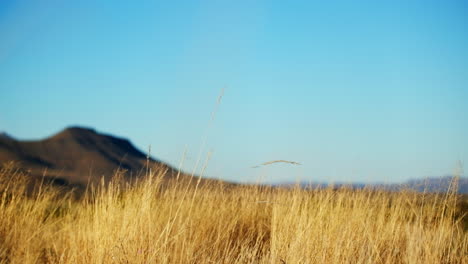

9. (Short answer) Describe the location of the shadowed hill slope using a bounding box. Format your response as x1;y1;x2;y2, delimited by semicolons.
0;126;176;186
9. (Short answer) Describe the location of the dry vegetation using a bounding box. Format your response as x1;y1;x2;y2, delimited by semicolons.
0;162;466;264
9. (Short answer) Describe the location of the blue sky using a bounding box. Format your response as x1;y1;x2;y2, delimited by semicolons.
0;0;467;183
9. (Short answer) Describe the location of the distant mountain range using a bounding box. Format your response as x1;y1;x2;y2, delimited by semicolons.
0;126;466;194
399;176;468;193
278;176;468;194
0;126;177;186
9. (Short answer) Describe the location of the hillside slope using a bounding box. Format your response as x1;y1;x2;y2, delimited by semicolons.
0;127;174;186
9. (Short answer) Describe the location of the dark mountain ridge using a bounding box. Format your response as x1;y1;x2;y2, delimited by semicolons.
0;126;172;186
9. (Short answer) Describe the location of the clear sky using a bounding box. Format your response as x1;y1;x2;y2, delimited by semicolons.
0;0;467;184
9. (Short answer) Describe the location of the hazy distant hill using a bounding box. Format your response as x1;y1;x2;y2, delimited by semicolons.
283;176;468;194
398;176;468;193
0;126;175;186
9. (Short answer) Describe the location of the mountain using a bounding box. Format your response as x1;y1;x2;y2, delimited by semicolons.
281;176;468;194
0;132;14;140
360;176;468;194
400;176;468;193
0;126;176;186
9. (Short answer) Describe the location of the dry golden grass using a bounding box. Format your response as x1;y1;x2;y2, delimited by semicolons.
0;163;466;264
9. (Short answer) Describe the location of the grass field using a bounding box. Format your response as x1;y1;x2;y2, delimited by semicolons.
0;163;466;264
